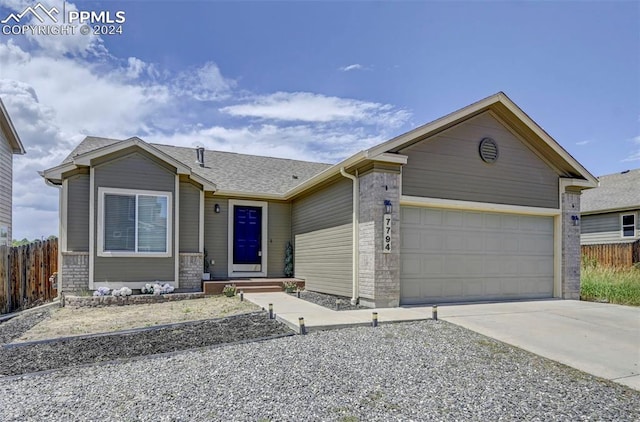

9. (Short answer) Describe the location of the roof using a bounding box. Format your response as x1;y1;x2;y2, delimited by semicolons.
45;92;598;198
61;136;332;196
581;168;640;214
0;98;25;155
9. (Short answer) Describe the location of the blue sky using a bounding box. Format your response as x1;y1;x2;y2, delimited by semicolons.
0;0;638;240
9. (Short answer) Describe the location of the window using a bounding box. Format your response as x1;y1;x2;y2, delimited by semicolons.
621;213;636;238
98;188;172;256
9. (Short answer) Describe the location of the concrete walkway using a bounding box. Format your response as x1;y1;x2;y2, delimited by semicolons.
244;292;640;391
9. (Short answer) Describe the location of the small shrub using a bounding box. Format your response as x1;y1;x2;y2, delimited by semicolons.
223;284;237;297
111;287;132;297
93;287;111;297
282;280;298;293
141;283;175;295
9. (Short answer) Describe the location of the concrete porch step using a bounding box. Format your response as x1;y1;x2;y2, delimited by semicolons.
203;279;304;295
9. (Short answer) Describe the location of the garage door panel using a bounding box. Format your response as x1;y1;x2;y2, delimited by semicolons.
400;206;554;304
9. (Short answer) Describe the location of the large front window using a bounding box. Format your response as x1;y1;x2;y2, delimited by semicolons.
99;188;172;256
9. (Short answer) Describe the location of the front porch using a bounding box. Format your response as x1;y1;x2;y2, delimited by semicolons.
203;278;305;295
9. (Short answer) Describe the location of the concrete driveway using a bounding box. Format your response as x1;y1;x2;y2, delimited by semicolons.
439;300;640;391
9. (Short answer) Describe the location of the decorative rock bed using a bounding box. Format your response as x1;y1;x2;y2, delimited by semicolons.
63;292;206;308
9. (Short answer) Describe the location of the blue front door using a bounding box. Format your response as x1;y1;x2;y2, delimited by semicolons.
233;206;262;265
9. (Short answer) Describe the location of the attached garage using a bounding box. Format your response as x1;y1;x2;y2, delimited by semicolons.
400;206;555;305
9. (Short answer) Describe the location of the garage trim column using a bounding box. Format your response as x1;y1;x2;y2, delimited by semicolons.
358;165;402;308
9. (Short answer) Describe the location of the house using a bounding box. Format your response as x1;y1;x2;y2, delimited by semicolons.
42;92;597;307
0;98;26;247
580;169;640;267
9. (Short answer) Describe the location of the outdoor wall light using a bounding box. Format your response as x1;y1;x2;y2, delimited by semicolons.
214;204;221;213
384;200;392;214
571;215;580;226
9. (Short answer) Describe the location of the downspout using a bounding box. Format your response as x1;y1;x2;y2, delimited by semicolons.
340;167;359;305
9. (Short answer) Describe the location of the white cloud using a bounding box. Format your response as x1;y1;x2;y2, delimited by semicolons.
339;64;364;72
575;140;591;146
220;92;410;127
622;135;640;162
173;62;236;101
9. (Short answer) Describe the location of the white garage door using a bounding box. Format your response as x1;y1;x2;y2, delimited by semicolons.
400;206;554;305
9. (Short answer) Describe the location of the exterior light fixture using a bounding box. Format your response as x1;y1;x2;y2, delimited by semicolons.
384;200;392;214
214;204;221;213
571;215;580;226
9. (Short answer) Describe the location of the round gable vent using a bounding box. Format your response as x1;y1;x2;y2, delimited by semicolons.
479;137;498;163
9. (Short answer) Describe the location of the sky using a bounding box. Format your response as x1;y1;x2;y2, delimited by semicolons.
0;0;638;240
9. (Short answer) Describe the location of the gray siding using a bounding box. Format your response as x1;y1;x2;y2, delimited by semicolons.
401;112;559;209
267;202;291;277
0;131;12;243
67;174;90;251
179;182;200;253
581;211;640;244
292;178;353;296
203;197;292;279
94;152;175;283
204;196;228;278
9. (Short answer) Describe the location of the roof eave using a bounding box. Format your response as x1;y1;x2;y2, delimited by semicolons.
365;92;598;187
581;206;640;216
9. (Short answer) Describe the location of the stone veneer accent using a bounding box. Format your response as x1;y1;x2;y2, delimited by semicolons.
562;190;582;299
64;292;206;307
358;169;401;308
179;253;204;291
61;252;90;294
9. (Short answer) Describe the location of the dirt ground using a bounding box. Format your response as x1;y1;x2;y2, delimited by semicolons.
14;296;259;342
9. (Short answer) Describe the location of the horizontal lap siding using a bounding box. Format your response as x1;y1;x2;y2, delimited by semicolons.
267;202;291;277
292;178;352;297
67;174;90;251
401;112;559;209
0;133;12;242
179;182;200;253
94;152;175;283
204;197;228;278
581;211;640;245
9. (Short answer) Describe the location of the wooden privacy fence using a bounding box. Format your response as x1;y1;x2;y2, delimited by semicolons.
0;239;58;315
581;240;640;268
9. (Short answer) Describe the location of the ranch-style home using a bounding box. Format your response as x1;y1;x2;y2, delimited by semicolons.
42;92;597;307
0;98;26;247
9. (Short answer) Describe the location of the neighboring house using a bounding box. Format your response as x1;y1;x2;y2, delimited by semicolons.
42;92;597;307
580;169;640;266
0;98;26;246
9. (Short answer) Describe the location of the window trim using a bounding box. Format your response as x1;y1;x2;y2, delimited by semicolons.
97;187;173;257
621;212;637;239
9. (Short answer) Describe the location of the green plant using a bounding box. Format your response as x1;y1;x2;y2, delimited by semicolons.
282;280;298;293
203;248;210;273
284;241;294;277
581;265;640;306
222;284;237;297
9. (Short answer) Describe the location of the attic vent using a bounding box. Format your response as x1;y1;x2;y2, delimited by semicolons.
479;137;498;163
196;147;205;167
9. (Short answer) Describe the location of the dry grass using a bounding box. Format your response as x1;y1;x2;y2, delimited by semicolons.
581;265;640;306
15;296;259;342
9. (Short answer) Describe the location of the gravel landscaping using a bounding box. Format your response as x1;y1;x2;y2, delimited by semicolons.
0;306;55;345
0;311;290;377
1;319;638;421
299;290;368;311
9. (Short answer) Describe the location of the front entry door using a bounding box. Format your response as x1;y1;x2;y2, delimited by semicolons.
233;206;262;270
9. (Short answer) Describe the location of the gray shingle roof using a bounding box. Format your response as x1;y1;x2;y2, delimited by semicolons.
581;168;640;213
62;136;332;195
